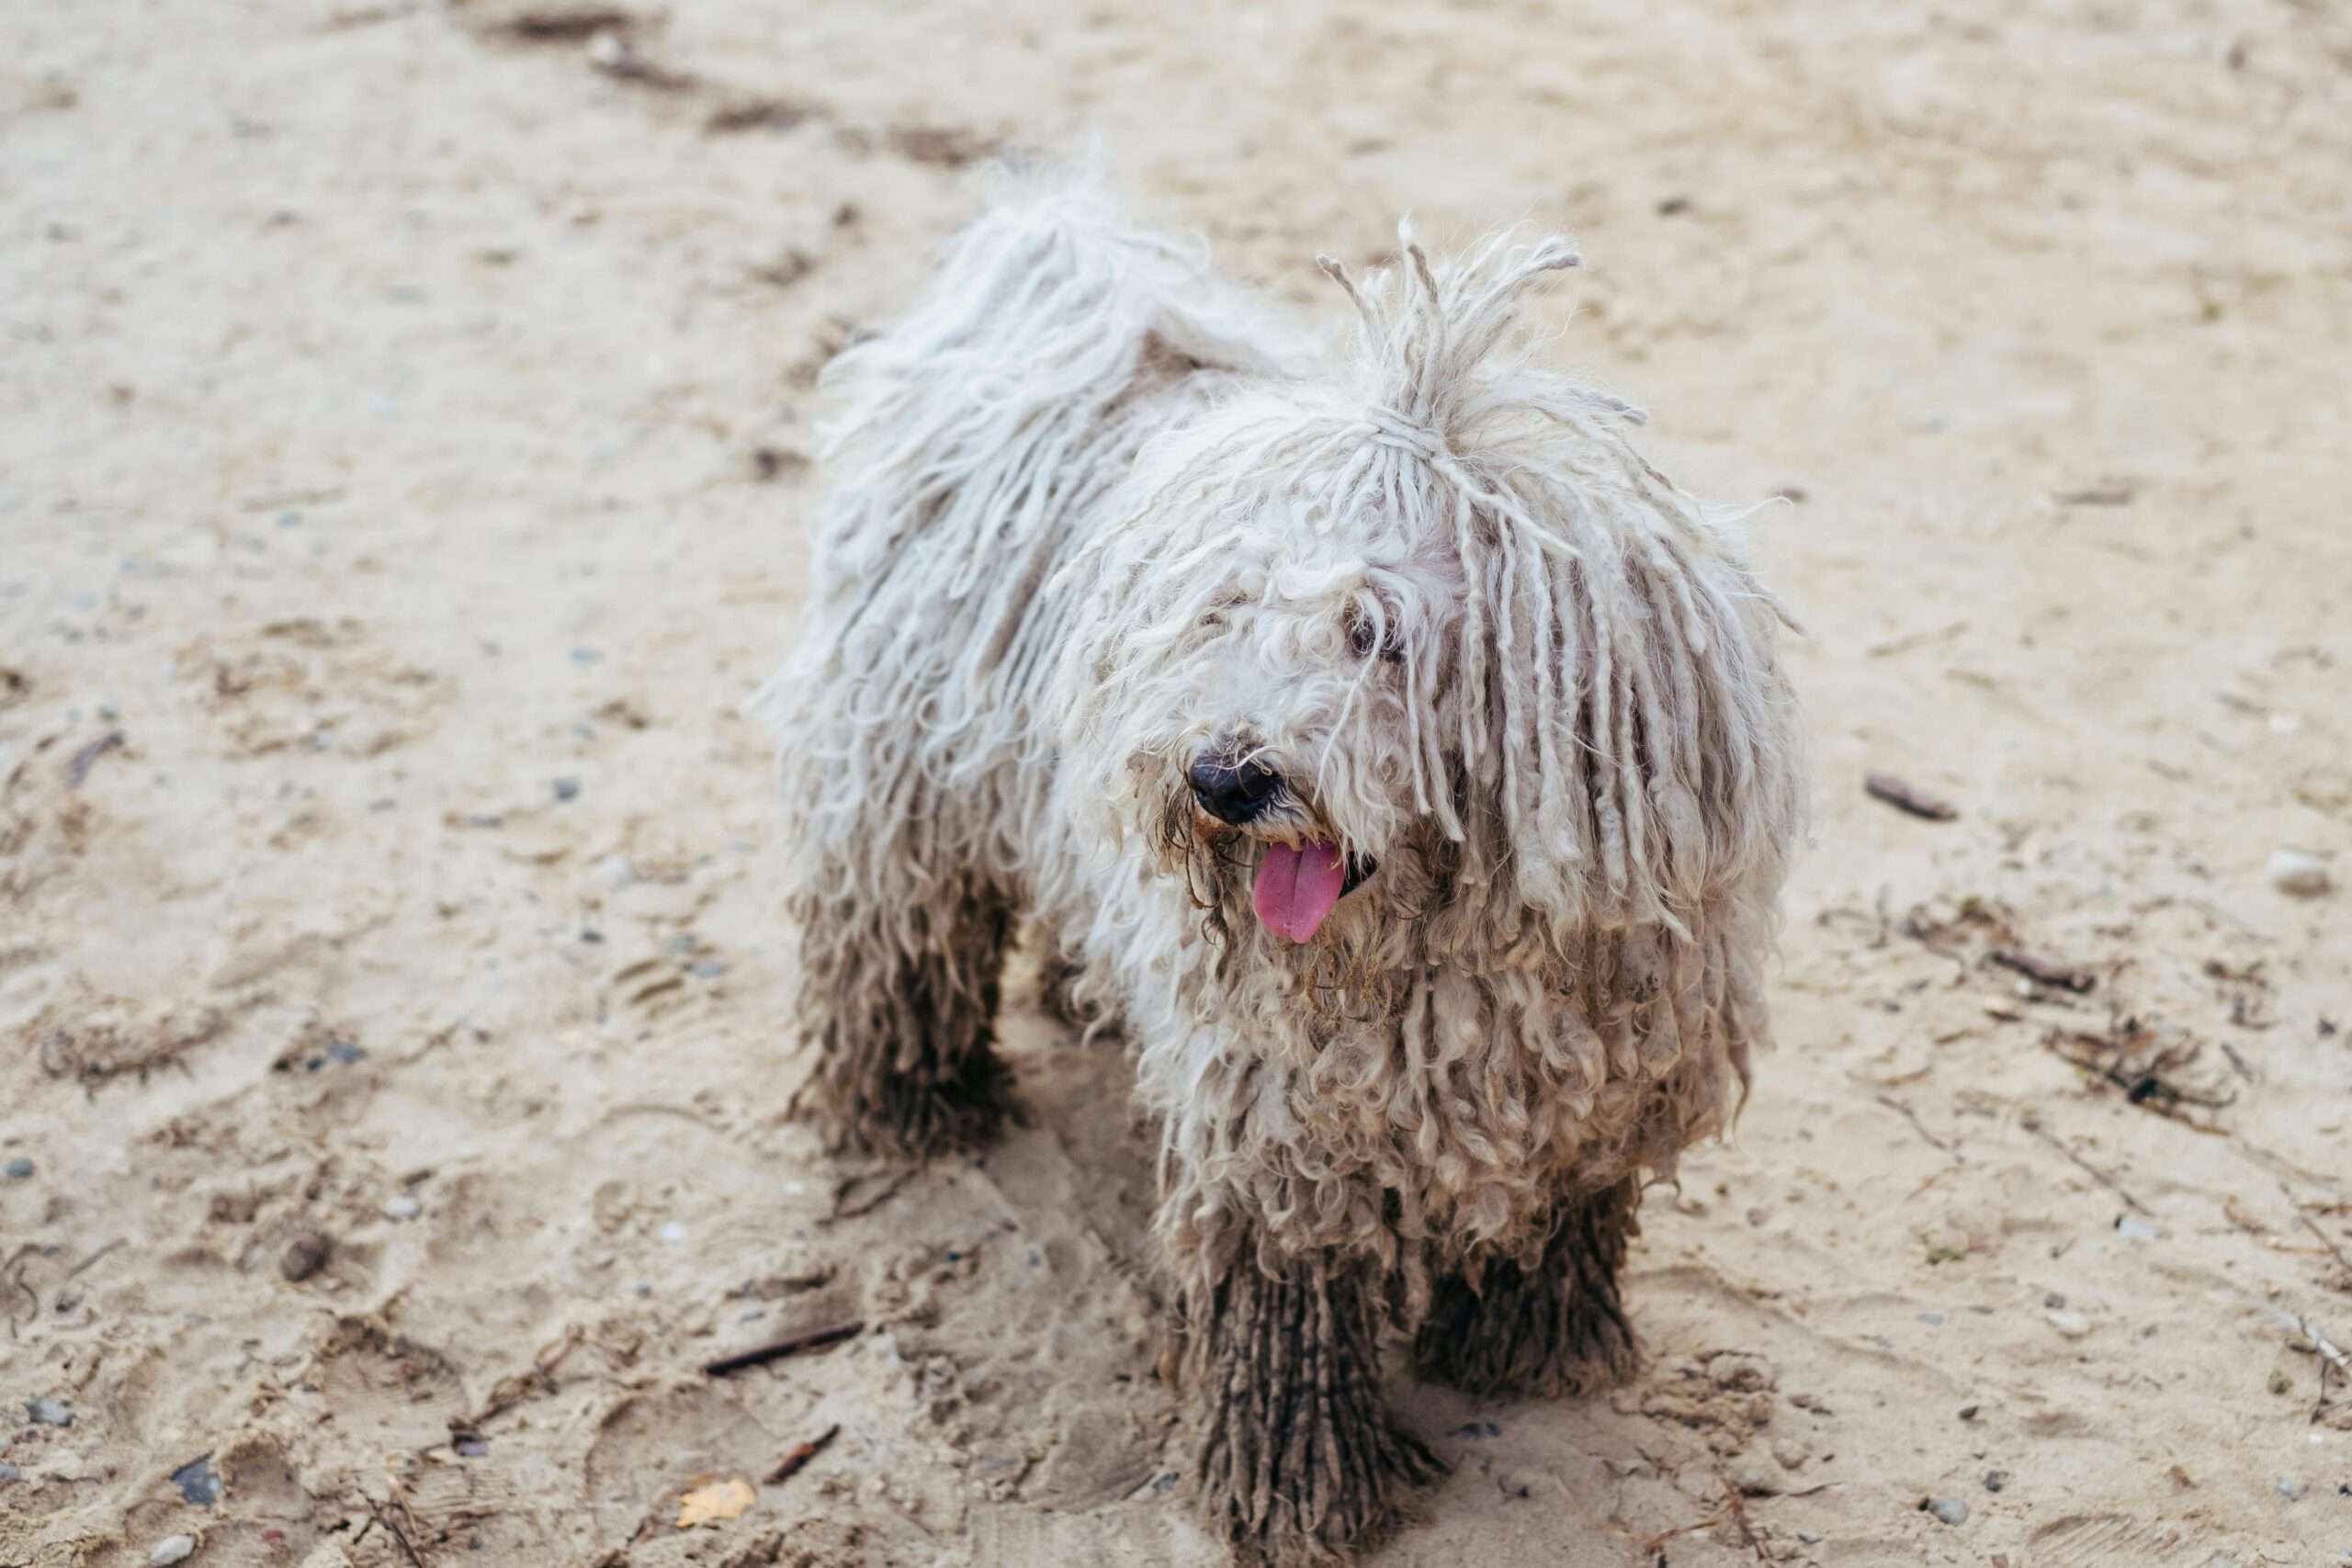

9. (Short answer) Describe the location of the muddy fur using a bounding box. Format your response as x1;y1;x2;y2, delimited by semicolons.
797;870;1016;1156
1189;1257;1445;1565
760;164;1804;1560
1413;1179;1641;1398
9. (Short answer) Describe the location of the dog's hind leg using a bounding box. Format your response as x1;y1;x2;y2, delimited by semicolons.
793;855;1017;1160
1411;1178;1643;1398
1186;1248;1442;1566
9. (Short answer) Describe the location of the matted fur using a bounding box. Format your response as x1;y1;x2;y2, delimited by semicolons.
761;165;1804;1561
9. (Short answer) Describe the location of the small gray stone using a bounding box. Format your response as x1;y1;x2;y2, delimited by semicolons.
1984;1470;2009;1493
2114;1214;2162;1241
1923;1496;1969;1526
149;1537;197;1567
383;1195;423;1222
2277;1476;2307;1500
0;1461;20;1482
551;776;580;802
2268;850;2331;897
3;1156;32;1179
2045;1308;2092;1338
170;1454;222;1507
280;1232;331;1282
1796;1529;1824;1545
27;1396;72;1427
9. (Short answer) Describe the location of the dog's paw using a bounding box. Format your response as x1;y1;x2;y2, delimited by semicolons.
1203;1409;1442;1567
1411;1286;1641;1400
816;1050;1014;1161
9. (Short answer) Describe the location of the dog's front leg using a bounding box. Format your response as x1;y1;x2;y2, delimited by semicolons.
1412;1177;1642;1398
1185;1247;1442;1565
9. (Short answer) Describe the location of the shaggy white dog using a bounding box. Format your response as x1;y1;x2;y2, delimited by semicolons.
762;168;1804;1564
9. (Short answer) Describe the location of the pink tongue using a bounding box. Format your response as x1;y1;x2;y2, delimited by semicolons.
1253;840;1347;943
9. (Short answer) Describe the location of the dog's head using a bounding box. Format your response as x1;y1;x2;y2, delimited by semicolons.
1059;229;1803;975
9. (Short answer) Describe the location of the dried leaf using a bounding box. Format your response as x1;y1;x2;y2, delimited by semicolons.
675;1475;756;1529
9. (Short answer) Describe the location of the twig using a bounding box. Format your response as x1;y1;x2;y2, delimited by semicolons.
66;729;125;788
3;1245;40;1339
2280;1182;2352;1279
1713;1466;1770;1564
1876;1094;1960;1159
64;1238;125;1280
1988;948;2096;994
2274;1311;2349;1376
2026;1122;2148;1213
763;1422;842;1483
702;1321;864;1377
822;1168;914;1224
365;1497;427;1568
1864;773;1957;821
1866;619;1969;660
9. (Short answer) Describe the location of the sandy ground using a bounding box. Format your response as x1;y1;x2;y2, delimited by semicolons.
5;1;2350;1564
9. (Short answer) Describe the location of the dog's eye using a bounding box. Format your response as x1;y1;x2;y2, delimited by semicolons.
1345;608;1403;664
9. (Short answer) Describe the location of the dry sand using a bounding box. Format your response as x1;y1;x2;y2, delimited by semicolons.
5;2;2350;1564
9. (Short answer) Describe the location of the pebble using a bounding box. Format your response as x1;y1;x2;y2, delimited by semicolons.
1984;1470;2010;1493
27;1396;72;1427
171;1455;222;1507
383;1196;423;1222
2114;1215;2162;1241
324;1042;365;1066
455;1437;490;1458
2278;1476;2306;1500
2268;851;2332;897
0;1462;19;1482
2046;1309;2091;1338
280;1232;331;1282
658;1222;686;1245
1796;1529;1824;1545
552;776;581;802
3;1156;32;1179
1923;1496;1969;1526
149;1538;197;1566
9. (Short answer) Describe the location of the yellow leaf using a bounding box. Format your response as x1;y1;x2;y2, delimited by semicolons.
675;1475;757;1529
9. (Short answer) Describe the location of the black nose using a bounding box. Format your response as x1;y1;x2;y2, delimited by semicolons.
1189;753;1283;825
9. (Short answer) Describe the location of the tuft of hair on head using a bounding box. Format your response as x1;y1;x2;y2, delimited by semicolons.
1311;221;1639;455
